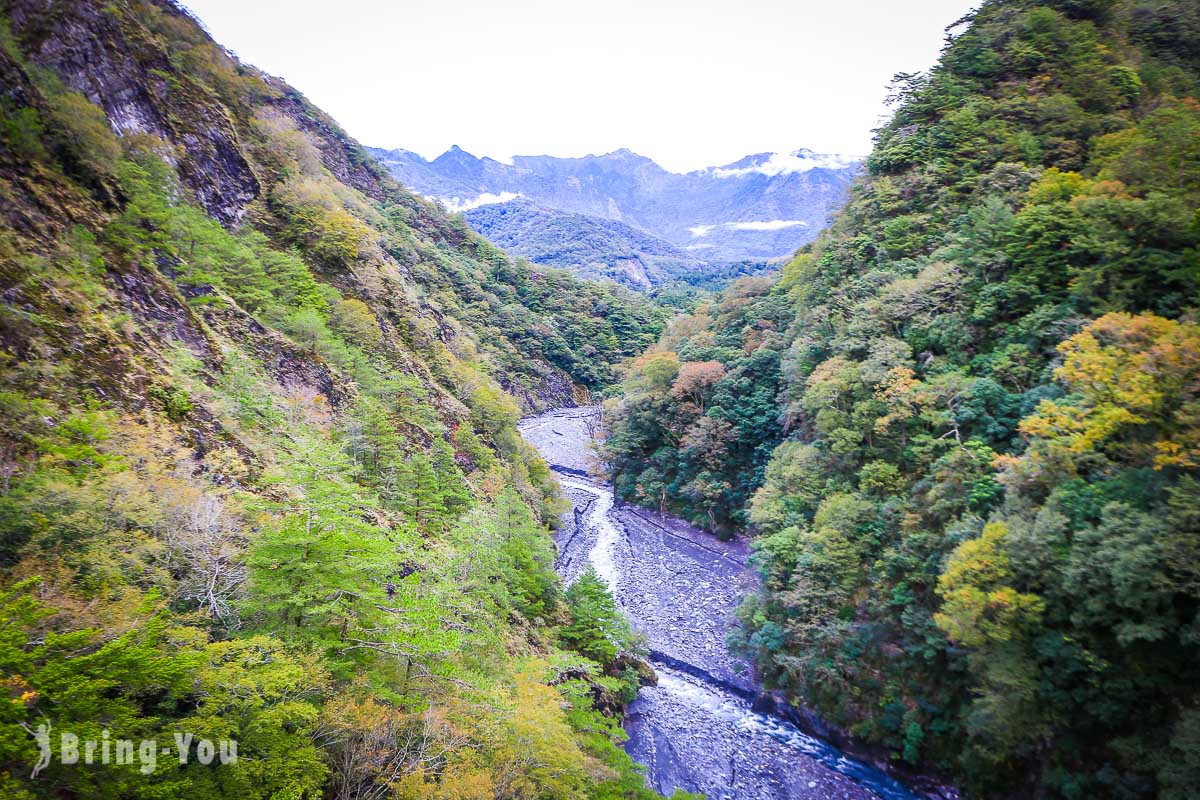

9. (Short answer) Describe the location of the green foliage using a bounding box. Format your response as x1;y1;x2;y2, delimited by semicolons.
443;489;559;621
476;257;669;390
147;383;193;422
44;88;121;192
0;582;327;800
0;104;46;163
0;2;663;797
269;176;369;271
561;566;639;667
602;278;794;532
602;0;1200;794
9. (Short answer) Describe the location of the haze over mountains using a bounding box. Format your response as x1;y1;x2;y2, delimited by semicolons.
368;145;861;289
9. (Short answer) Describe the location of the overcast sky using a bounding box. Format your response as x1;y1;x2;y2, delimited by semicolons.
183;0;978;173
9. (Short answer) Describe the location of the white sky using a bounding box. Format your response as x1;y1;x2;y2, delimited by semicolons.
182;0;978;173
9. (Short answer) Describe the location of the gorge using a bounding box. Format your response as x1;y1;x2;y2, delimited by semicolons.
521;407;936;800
0;0;1198;798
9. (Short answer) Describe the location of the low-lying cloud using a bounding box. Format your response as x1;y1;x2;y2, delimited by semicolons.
688;219;809;236
726;219;808;231
435;191;522;213
712;150;860;179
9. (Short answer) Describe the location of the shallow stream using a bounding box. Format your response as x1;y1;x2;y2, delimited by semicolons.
519;407;924;800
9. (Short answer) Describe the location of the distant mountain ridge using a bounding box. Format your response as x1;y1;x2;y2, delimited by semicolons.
463;199;707;289
368;145;861;287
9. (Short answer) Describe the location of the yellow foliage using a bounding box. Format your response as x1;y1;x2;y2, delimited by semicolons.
780;252;817;296
873;365;920;433
935;523;1045;648
329;297;383;350
803;356;861;415
1018;399;1142;453
1016;313;1200;468
1025;167;1091;204
271;175;372;269
494;668;589;799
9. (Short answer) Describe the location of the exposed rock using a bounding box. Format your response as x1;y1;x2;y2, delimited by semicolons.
521;407;940;800
611;651;658;687
9;0;259;224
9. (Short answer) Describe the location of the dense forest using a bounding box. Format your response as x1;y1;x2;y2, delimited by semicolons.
0;0;680;798
602;0;1200;796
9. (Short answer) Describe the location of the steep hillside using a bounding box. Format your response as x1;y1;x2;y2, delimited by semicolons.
369;145;860;266
0;1;672;797
602;0;1200;796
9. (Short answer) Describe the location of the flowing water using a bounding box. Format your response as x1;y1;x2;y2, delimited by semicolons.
519;407;933;800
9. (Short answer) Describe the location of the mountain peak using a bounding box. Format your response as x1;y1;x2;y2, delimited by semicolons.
436;144;477;160
709;149;861;179
371;142;860;266
600;148;659;165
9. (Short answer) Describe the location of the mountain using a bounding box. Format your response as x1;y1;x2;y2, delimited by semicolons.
0;0;668;797
368;144;861;285
464;200;776;292
463;199;709;289
602;0;1200;797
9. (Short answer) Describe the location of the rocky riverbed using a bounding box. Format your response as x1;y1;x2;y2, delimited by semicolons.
519;407;927;800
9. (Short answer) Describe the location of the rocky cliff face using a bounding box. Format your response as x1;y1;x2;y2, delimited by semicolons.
8;0;258;224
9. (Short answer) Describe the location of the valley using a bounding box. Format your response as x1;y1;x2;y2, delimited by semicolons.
0;0;1197;798
521;408;931;800
369;145;860;289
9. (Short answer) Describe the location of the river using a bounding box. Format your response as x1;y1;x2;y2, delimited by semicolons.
519;407;933;800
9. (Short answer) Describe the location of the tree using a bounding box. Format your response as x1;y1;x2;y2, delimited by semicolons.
1016;313;1200;467
163;493;246;627
669;361;725;412
244;511;391;656
561;566;635;667
623;352;680;397
181;636;329;800
935;522;1045;649
243;433;394;663
329;298;383;351
485;668;589;800
934;522;1047;767
0;581;197;799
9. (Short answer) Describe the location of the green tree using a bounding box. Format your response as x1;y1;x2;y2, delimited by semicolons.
561;566;635;667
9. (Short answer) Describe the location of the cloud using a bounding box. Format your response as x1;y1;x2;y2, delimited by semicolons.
725;219;808;231
688;219;810;234
712;150;860;179
435;191;522;213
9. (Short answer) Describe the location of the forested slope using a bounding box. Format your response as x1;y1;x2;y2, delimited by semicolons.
0;0;670;797
464;199;710;291
602;0;1200;796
